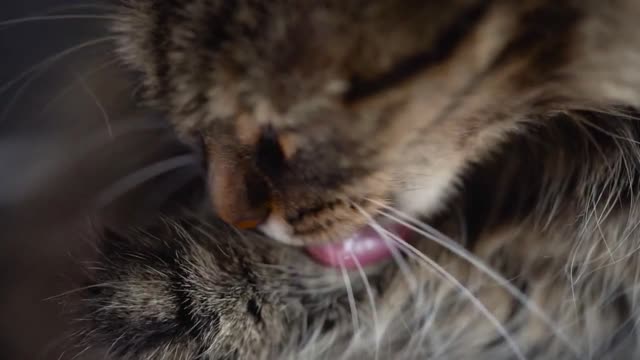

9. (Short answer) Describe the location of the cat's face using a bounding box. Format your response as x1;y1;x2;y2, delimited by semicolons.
116;0;573;247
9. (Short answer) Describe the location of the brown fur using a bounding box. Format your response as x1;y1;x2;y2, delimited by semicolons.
78;0;640;358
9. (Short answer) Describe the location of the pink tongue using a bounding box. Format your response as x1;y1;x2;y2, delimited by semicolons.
306;224;407;269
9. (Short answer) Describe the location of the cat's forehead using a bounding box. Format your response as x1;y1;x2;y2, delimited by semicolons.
119;0;486;131
219;0;473;79
208;0;480;100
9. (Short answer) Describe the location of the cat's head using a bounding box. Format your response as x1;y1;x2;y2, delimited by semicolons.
114;0;581;249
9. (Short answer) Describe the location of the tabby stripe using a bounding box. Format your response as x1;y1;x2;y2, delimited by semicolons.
201;0;239;54
344;0;493;102
150;0;180;100
487;4;581;82
171;0;241;118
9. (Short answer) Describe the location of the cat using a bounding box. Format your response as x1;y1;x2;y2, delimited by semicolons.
77;0;640;358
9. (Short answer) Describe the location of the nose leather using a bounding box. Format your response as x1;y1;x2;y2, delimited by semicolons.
210;155;270;229
208;124;287;229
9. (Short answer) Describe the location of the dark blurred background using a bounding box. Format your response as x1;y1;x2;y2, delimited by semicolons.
0;2;201;358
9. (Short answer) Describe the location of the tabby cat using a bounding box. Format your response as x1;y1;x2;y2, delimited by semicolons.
79;0;640;358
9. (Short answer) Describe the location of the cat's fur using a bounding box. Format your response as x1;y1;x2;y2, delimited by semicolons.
79;0;640;358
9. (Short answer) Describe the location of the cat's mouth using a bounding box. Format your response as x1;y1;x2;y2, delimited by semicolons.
305;221;410;269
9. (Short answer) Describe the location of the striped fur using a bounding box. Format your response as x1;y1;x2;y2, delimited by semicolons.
79;0;640;358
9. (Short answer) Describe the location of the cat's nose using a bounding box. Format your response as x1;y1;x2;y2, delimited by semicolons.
211;159;271;229
210;126;286;229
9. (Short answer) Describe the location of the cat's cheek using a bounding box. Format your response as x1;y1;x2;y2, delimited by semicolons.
394;166;461;217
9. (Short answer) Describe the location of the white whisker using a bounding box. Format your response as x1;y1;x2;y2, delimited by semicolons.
376;226;527;360
0;62;44;123
0;36;117;96
105;331;128;357
349;251;380;360
38;57;119;119
96;154;197;207
350;201;418;292
70;344;92;360
0;15;118;28
75;72;113;138
366;198;579;354
338;260;360;332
